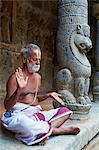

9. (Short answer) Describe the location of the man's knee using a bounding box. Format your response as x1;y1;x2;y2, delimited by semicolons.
58;107;71;115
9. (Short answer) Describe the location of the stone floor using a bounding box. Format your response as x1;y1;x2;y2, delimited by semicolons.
0;96;99;150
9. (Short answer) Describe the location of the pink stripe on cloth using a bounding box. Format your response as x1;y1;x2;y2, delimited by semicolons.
36;122;51;139
29;122;53;145
36;113;45;121
53;107;71;117
49;107;73;122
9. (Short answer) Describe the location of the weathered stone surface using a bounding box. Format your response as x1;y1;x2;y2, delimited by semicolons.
54;0;92;118
83;133;99;150
0;43;21;94
0;1;57;94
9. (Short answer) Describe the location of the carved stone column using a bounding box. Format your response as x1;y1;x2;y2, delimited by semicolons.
53;0;92;119
92;3;99;101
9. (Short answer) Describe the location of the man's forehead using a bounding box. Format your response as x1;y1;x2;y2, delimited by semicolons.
29;49;41;57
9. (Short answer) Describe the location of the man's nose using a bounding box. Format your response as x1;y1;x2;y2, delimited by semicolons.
36;59;40;64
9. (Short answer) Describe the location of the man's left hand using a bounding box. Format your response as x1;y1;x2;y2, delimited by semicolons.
49;92;65;106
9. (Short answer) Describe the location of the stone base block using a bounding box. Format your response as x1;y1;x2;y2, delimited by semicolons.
93;93;99;101
70;112;90;120
66;103;92;120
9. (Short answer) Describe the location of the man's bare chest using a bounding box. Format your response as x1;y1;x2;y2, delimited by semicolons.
20;78;40;94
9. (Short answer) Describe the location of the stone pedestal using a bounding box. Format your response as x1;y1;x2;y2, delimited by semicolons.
92;3;99;101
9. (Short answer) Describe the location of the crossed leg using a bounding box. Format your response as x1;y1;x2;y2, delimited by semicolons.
38;114;80;145
38;108;80;145
51;114;80;135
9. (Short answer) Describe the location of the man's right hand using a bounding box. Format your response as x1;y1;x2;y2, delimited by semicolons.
15;67;28;89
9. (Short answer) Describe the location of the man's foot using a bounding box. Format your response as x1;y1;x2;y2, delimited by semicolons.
60;126;80;135
52;126;80;135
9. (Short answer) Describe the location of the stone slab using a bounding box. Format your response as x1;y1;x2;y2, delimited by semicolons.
83;133;99;150
0;102;99;150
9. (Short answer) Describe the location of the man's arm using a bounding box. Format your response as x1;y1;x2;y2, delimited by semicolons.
4;74;21;111
37;93;50;102
4;68;28;111
38;92;65;106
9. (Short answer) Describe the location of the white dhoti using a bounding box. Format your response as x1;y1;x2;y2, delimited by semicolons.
1;102;72;145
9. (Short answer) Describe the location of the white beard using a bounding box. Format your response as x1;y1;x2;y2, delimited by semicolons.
27;63;40;73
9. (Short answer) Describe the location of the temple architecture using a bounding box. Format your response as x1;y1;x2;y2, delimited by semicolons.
0;0;58;94
0;0;99;149
0;0;98;99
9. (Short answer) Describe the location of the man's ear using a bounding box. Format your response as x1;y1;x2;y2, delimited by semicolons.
22;56;27;63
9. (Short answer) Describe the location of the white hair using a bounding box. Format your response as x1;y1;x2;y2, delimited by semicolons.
21;43;41;58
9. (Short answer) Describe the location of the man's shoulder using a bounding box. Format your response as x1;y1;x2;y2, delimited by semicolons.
34;73;41;79
7;72;16;83
6;72;17;88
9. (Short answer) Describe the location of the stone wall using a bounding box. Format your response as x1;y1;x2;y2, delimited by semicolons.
87;0;97;91
0;0;58;94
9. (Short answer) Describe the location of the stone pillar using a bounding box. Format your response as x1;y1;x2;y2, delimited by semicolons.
53;0;92;119
92;3;99;101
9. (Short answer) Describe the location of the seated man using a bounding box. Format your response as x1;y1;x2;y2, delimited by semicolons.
1;43;80;145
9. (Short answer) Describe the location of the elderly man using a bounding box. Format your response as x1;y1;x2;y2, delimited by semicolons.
1;44;80;145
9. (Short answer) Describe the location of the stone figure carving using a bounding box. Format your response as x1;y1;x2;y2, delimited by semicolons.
54;0;92;118
69;24;92;104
